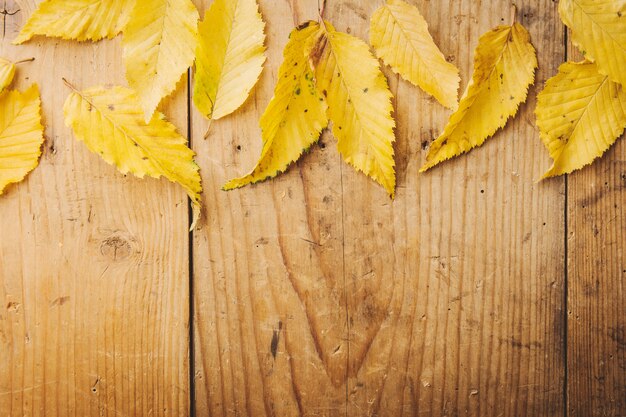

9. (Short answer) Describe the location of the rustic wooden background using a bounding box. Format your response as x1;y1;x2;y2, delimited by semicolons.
1;0;624;416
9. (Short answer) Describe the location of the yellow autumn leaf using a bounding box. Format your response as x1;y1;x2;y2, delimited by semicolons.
63;83;203;228
123;0;198;121
370;0;460;110
0;58;35;93
0;58;16;93
310;21;396;196
193;0;266;121
0;84;44;194
14;0;135;44
559;0;626;86
536;61;626;178
420;22;537;172
224;22;327;190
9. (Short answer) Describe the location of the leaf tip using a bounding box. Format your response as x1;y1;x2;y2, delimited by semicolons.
418;162;432;173
541;166;560;180
221;181;239;191
223;174;257;191
12;34;28;45
203;119;213;139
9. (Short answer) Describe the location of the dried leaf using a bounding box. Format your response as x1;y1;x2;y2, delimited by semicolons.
420;22;537;172
224;21;327;190
559;0;626;86
0;58;16;93
14;0;135;44
370;0;460;109
311;21;396;196
0;85;44;194
63;83;202;228
536;61;626;178
123;0;199;121
193;0;266;121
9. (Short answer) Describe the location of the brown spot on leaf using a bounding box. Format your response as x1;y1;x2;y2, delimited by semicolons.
309;33;328;67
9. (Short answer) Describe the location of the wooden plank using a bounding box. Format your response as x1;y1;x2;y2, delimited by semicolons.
192;0;347;416
329;1;565;416
193;1;566;417
0;1;191;416
566;46;626;416
191;0;348;414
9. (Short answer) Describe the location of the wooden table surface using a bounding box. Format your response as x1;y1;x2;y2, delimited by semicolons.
1;0;624;416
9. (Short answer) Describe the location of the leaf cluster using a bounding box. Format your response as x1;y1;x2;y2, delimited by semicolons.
2;0;625;226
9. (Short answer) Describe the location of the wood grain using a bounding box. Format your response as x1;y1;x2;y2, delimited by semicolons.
191;0;348;414
2;0;623;415
0;1;190;416
192;0;566;416
566;43;626;417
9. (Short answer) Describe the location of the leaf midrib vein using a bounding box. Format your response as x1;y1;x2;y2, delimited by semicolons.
570;0;626;54
384;4;442;91
441;26;516;139
553;74;610;162
72;89;179;181
211;0;241;115
0;99;37;143
325;26;390;162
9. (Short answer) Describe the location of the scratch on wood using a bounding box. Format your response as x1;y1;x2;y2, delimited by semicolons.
270;320;283;359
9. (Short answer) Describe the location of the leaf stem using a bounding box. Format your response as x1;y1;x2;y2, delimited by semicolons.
203;118;213;140
13;57;35;65
289;0;298;26
62;78;79;92
510;3;517;25
317;0;327;22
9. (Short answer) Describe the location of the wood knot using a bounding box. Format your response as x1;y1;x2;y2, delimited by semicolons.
100;233;136;261
6;301;20;312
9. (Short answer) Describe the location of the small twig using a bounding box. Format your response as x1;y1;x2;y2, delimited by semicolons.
13;57;34;65
510;3;517;24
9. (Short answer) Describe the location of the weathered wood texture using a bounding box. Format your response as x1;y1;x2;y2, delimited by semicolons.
0;0;624;416
0;1;190;416
192;0;567;416
566;45;626;417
